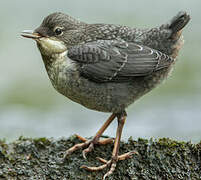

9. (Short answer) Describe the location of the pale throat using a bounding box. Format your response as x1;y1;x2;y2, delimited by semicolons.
36;37;76;87
36;37;67;57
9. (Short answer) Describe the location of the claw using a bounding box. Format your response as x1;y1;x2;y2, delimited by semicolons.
96;157;107;164
63;113;139;179
64;134;116;160
63;141;90;159
64;113;116;161
103;161;116;180
118;150;138;160
81;151;138;179
82;150;87;159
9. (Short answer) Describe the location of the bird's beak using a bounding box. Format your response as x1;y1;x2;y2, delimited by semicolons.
21;30;42;39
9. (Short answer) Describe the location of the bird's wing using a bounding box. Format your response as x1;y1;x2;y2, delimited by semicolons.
67;40;174;82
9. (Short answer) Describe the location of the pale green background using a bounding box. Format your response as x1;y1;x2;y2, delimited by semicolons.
0;0;200;142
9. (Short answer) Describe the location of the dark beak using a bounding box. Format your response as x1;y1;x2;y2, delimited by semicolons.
21;30;42;39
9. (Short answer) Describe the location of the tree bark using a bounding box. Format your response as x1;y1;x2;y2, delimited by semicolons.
0;136;200;179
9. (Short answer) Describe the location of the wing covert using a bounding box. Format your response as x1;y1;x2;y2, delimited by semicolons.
67;40;174;82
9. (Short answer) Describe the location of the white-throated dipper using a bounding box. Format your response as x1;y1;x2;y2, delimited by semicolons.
21;11;190;179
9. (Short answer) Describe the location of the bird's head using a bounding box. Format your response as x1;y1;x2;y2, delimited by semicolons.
21;12;85;56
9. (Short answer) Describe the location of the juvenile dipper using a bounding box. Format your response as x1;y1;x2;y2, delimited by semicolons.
21;11;190;179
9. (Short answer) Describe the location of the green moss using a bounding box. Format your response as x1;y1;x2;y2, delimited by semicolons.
0;139;8;158
33;137;51;147
0;136;200;179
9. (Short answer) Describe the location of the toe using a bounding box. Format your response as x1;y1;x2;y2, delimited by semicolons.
82;142;94;159
75;134;87;142
103;161;117;180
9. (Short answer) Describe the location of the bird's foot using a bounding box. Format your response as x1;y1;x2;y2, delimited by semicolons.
64;134;114;159
81;151;138;180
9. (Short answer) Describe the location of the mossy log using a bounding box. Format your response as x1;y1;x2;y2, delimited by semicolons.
0;136;201;180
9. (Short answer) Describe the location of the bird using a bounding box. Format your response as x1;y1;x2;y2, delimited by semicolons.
21;11;190;179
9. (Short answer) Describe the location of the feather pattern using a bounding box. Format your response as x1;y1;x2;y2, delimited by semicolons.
67;40;174;82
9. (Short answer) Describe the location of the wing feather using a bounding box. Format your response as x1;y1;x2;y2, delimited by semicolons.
68;40;174;82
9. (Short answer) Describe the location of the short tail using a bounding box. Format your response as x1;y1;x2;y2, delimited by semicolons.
168;11;190;37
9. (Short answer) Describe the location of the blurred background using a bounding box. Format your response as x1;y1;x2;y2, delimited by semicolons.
0;0;200;142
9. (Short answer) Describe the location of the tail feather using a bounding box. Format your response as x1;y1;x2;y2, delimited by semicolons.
169;11;190;35
165;11;190;58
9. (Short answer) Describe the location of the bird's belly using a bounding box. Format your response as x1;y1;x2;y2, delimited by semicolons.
50;65;173;113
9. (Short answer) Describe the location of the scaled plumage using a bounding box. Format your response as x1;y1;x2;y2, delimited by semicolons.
22;11;190;179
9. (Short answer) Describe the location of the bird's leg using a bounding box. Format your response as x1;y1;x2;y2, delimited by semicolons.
81;111;138;180
64;113;116;159
103;112;127;178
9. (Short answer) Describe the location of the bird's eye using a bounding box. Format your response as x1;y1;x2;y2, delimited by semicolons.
54;27;63;36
